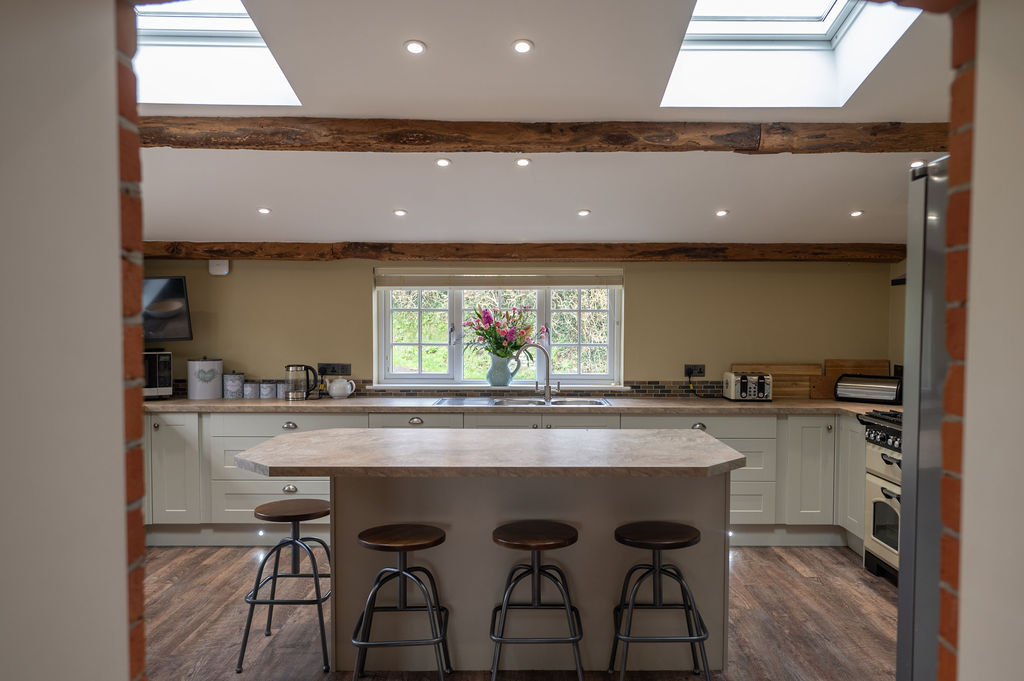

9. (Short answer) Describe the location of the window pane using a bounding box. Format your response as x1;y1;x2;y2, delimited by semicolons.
515;352;537;381
391;345;418;373
580;288;609;310
581;311;608;343
390;289;418;309
551;288;578;310
422;346;448;374
464;346;489;380
551;311;578;343
422;312;449;343
502;289;537;310
421;289;448;309
551;346;579;374
581;346;608;374
391;311;418;343
464;289;500;310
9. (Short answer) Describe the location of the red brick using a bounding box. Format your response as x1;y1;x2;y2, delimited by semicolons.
129;620;146;680
946;190;971;246
945;306;966;361
948;129;973;188
950;67;975;131
938;644;958;681
941;533;961;590
942;420;963;475
119;127;141;183
941;474;962;533
939;589;959;646
117;0;137;58
127;507;145;564
117;61;138;125
128;565;145;623
121;192;142;252
123;259;142;317
125;385;144;443
126;446;144;505
124;324;143;380
952;2;977;69
944;365;965;417
945;250;969;304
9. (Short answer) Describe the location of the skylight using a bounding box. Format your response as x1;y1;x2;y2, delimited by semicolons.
134;0;300;106
685;0;862;43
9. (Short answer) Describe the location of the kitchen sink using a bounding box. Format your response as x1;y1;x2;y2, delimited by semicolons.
434;396;611;407
491;398;549;406
549;398;610;406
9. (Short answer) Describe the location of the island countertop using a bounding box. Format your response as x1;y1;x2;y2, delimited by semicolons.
234;427;746;478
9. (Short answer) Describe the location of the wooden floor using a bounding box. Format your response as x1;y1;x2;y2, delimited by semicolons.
145;546;896;681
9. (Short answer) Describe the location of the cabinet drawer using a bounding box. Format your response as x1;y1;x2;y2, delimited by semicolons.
207;412;368;437
464;414;542;429
721;439;777;482
542;414;621;429
368;413;464;428
730;481;776;525
208;435;330;482
621;415;776;439
210;480;330;524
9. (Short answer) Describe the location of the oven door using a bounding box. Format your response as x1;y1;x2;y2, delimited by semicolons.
864;472;901;569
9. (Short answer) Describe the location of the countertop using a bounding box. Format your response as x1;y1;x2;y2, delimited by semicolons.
233;427;747;478
144;395;897;416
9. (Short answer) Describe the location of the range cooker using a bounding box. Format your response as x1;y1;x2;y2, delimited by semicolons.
858;409;903;579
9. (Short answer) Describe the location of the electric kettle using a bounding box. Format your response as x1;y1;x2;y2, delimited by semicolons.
284;364;319;400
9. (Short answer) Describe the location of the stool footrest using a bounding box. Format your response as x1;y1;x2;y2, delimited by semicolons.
352;606;450;648
489;604;583;644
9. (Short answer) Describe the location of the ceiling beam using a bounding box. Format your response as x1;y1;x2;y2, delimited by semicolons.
138;117;948;154
143;241;907;263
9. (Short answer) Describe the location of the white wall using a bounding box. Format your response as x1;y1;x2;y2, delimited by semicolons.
959;0;1024;676
0;2;129;680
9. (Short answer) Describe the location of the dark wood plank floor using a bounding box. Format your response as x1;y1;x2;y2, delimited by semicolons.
145;546;896;681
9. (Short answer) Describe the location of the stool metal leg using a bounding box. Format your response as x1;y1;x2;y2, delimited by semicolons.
264;545;282;636
665;563;701;674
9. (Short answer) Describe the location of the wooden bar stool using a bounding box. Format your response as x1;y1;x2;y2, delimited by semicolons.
489;520;584;681
235;498;331;673
607;521;710;681
351;523;452;681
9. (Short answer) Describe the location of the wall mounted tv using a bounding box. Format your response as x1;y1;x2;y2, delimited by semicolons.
143;276;193;342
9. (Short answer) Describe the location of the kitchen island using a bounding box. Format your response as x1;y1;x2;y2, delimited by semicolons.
235;427;745;674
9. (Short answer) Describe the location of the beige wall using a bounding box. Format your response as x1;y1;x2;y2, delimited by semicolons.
146;259;893;382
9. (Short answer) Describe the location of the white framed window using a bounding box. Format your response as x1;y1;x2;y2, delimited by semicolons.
375;269;623;386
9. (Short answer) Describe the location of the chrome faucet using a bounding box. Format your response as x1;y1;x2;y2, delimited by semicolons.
514;342;559;402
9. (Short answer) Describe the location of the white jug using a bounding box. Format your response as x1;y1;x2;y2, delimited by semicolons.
325;377;356;399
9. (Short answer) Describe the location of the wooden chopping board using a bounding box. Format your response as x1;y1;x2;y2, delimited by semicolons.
731;363;822;399
810;359;892;399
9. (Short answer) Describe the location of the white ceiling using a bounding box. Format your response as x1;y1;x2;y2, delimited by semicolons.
138;1;953;244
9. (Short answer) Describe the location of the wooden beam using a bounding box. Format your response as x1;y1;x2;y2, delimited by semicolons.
143;241;906;263
138;117;947;154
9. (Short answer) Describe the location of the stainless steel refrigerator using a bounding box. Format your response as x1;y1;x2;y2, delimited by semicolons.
898;156;950;681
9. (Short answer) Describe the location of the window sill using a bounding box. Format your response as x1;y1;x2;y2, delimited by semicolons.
367;384;632;392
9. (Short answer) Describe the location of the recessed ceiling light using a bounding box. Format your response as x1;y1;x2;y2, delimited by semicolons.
850;210;864;218
910;160;926;169
577;209;591;217
715;209;729;217
404;40;426;55
515;158;531;167
435;158;451;167
512;39;534;54
393;209;408;217
257;207;271;215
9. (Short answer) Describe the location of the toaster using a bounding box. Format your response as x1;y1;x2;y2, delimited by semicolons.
722;372;773;401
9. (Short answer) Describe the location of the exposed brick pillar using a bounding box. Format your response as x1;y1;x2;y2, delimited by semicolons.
117;1;146;679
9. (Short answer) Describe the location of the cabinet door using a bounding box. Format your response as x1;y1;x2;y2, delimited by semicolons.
721;439;777;482
783;416;836;525
210;480;330;524
149;413;201;524
540;414;621;429
836;415;867;539
620;415;775;439
464;413;542;429
730;481;776;524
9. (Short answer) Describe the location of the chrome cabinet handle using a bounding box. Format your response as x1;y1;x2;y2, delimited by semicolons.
282;421;298;430
531;424;539;429
282;484;298;494
409;417;424;425
545;424;552;429
880;452;902;469
691;422;707;431
152;422;159;430
881;487;901;504
827;424;833;431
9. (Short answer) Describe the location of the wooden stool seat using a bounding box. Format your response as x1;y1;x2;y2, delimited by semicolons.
253;498;331;523
492;520;578;551
614;521;701;551
358;523;446;552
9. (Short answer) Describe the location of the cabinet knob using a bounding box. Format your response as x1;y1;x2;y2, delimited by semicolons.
282;421;298;430
545;424;552;429
152;422;159;430
827;424;833;431
282;484;298;494
691;422;707;431
409;417;424;425
531;423;539;429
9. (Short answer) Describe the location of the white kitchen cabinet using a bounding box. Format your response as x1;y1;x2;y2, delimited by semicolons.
722;438;777;482
464;413;542;429
208;412;368;437
148;413;201;524
730;482;776;525
620;415;776;439
463;413;619;429
368;413;464;428
782;416;836;525
836;414;867;540
210;479;330;524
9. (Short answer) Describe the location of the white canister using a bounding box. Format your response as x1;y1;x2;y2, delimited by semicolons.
187;358;223;400
223;372;244;399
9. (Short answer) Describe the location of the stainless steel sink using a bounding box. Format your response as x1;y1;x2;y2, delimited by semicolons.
434;396;611;407
491;398;549;406
549;398;610;406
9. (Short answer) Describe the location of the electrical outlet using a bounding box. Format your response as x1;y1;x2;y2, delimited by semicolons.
684;364;706;379
317;362;351;376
